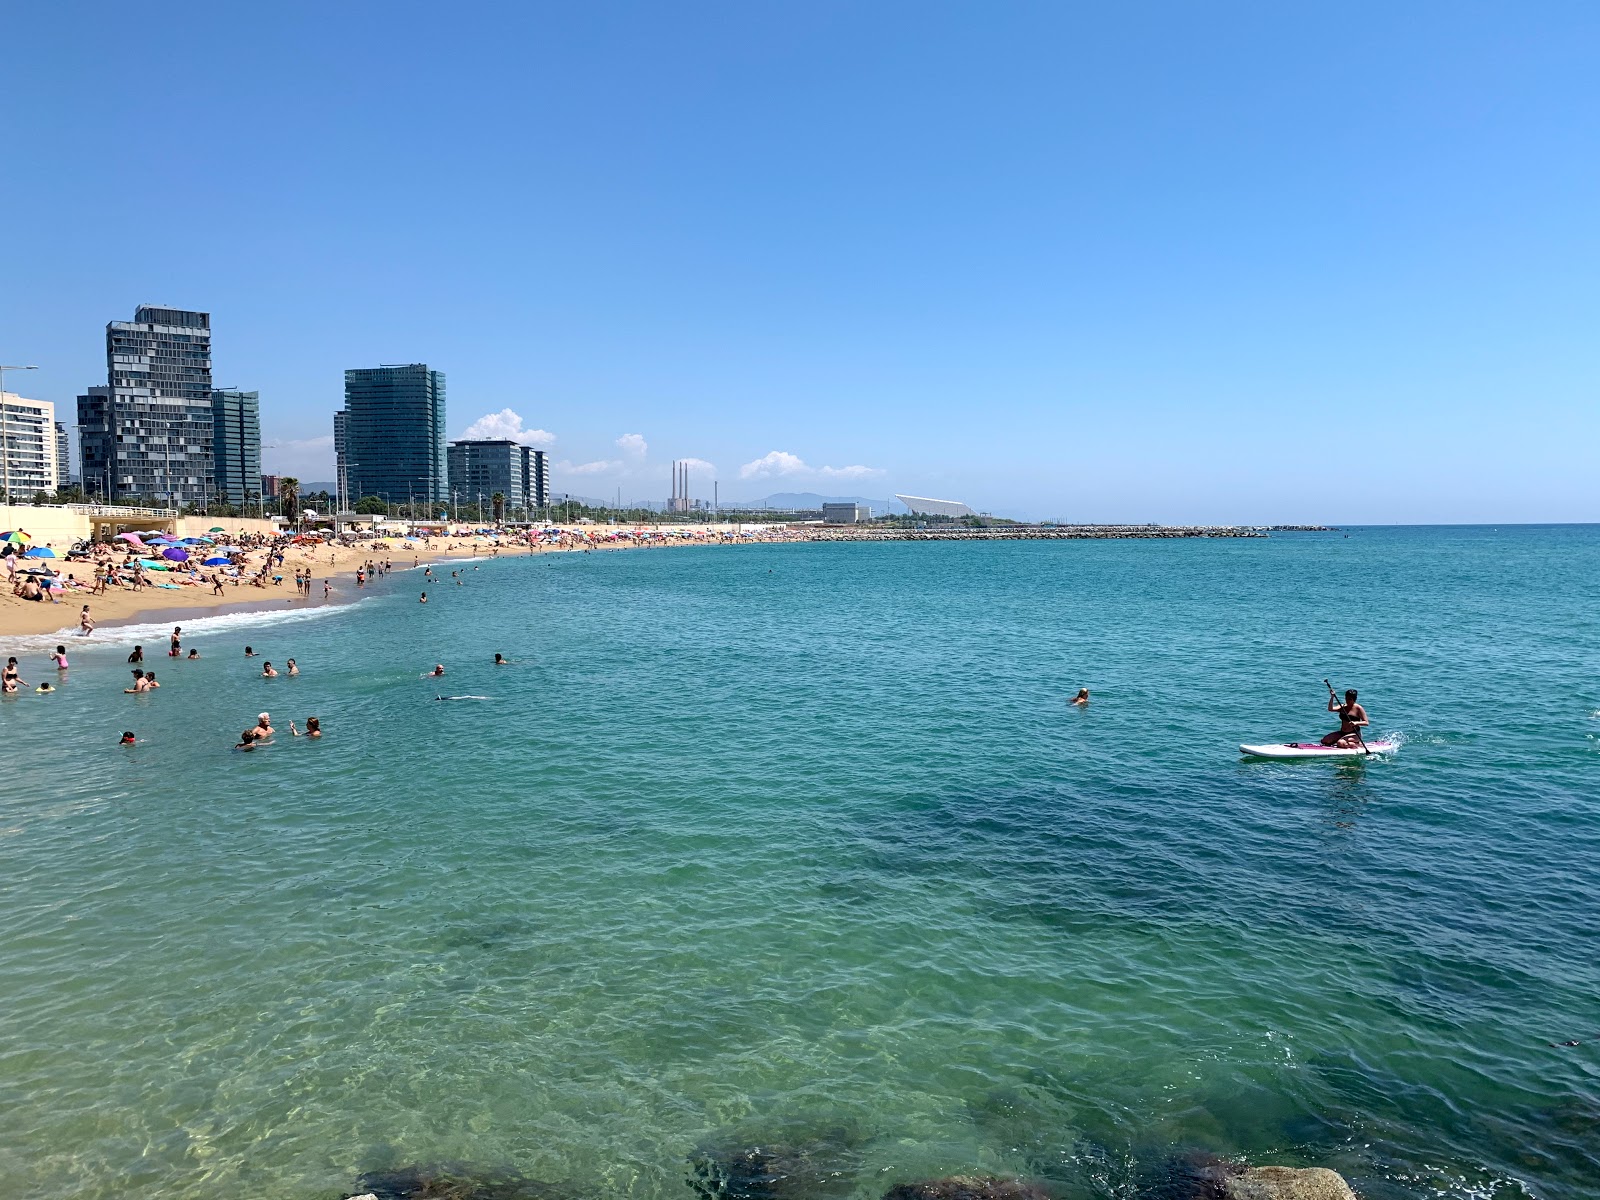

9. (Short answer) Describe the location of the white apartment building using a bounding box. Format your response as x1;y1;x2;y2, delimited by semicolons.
1;392;59;499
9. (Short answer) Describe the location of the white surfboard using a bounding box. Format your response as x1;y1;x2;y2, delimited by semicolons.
1240;740;1397;759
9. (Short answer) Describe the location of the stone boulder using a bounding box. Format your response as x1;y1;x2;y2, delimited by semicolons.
1222;1167;1357;1200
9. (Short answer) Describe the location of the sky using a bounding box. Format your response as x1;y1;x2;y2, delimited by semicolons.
3;2;1598;522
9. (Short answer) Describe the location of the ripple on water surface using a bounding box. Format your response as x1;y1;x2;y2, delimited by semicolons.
2;527;1598;1200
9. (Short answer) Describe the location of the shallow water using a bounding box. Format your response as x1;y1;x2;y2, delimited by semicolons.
2;528;1597;1200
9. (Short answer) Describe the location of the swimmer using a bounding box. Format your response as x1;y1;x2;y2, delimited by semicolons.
36;681;55;695
187;649;200;660
290;716;322;738
494;653;510;665
52;645;69;670
125;669;149;694
261;661;278;677
425;664;446;677
128;645;145;663
286;658;299;676
244;645;257;657
120;731;136;745
234;729;257;751
170;625;182;655
143;671;159;688
419;592;428;603
1070;688;1090;706
251;712;274;741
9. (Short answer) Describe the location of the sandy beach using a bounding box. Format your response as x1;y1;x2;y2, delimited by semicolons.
0;536;538;640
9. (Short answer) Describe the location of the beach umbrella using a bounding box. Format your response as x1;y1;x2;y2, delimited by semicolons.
1;530;32;544
138;559;170;571
161;547;189;561
25;546;56;558
209;526;226;532
115;532;143;543
203;555;231;566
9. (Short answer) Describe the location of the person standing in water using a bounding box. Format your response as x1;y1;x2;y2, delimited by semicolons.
1322;686;1369;748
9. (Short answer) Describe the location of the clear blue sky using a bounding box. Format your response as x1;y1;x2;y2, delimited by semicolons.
4;2;1597;522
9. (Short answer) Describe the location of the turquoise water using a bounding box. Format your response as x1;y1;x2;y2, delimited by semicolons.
2;528;1598;1200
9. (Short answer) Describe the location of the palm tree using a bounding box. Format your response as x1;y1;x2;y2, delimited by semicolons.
278;477;300;522
491;492;506;524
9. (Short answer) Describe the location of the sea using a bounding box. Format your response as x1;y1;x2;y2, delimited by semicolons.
2;526;1597;1200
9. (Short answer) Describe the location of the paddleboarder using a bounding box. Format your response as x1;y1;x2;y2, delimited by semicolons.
1322;686;1369;748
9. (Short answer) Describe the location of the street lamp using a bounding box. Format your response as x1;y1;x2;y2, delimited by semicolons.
0;364;40;504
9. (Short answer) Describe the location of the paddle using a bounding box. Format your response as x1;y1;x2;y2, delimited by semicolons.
1325;678;1372;756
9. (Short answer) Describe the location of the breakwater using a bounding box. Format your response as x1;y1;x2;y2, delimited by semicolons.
801;523;1290;542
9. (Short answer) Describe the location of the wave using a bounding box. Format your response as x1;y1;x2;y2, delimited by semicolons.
0;603;345;656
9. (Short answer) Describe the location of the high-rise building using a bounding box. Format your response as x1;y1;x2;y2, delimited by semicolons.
333;409;348;509
78;305;214;505
339;364;447;510
210;389;261;508
0;392;59;498
54;421;73;487
447;439;548;519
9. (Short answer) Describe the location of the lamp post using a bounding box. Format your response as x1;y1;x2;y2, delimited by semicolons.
0;364;40;504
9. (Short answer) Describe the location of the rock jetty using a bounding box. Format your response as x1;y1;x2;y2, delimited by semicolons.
802;524;1273;543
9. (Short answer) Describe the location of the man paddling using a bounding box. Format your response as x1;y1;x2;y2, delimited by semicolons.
1322;686;1369;748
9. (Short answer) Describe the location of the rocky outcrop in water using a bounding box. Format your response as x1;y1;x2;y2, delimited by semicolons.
1219;1167;1356;1200
1138;1155;1357;1200
882;1177;1052;1200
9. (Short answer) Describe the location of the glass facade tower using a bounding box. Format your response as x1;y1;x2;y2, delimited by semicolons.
447;439;549;518
78;305;214;505
210;389;262;507
340;364;447;509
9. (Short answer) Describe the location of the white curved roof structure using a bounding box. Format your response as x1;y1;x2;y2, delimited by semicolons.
896;494;976;518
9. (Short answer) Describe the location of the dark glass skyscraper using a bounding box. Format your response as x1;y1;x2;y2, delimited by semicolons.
339;364;447;509
210;389;261;507
77;305;215;505
447;438;548;518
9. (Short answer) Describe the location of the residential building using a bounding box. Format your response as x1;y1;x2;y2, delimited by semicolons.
447;438;548;518
0;392;59;498
822;502;871;524
333;409;348;509
339;364;447;511
260;474;281;500
78;305;214;505
211;389;261;508
54;421;72;487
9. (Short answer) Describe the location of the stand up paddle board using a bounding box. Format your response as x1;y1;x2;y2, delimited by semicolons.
1240;740;1397;759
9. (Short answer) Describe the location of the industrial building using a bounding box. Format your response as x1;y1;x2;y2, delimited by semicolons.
895;493;976;518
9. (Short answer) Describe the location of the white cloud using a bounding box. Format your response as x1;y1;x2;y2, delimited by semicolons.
615;433;648;457
458;408;556;446
558;458;622;476
677;456;716;473
817;463;885;480
738;450;884;481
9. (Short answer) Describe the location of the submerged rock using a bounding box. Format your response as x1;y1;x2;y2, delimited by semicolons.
345;1162;558;1200
688;1127;866;1200
881;1177;1051;1200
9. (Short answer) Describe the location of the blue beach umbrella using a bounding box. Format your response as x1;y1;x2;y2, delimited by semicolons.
25;546;56;558
203;555;231;565
161;547;189;561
